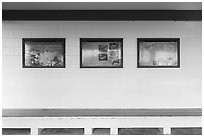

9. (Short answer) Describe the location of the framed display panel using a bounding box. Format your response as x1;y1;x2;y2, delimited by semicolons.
137;38;180;68
80;38;123;68
22;38;65;68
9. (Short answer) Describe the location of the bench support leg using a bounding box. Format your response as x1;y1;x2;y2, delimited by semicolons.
163;127;171;135
84;128;92;135
111;127;118;135
31;128;38;135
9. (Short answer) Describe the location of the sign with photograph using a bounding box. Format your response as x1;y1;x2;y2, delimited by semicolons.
80;38;123;68
22;38;65;68
137;38;180;68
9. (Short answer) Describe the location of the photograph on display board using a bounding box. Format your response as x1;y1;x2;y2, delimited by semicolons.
22;38;65;68
80;38;123;68
99;54;108;61
98;44;108;52
137;38;180;68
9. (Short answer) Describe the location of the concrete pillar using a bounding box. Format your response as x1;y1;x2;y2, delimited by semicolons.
110;127;118;135
84;128;92;135
163;127;171;135
31;127;38;135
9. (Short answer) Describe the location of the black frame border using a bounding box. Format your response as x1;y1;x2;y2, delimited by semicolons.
80;38;123;68
22;38;66;68
137;38;180;68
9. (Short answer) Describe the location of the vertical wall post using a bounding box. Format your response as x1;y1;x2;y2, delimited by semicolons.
163;127;171;135
31;127;38;135
110;127;118;135
84;128;92;135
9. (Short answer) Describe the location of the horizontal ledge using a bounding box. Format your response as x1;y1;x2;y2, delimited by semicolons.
2;10;202;21
2;108;202;117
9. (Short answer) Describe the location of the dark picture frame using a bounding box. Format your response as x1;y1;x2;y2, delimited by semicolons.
22;38;66;68
137;38;180;68
80;38;123;68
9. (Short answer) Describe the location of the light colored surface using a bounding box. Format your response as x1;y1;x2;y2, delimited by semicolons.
2;2;202;10
2;21;202;108
111;127;118;135
31;128;38;135
2;116;202;134
163;127;171;135
84;128;92;135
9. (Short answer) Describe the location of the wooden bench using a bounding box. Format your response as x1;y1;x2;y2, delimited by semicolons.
2;108;202;135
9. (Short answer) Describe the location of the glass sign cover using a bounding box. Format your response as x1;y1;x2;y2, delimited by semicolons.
23;38;65;68
137;38;180;68
80;38;123;68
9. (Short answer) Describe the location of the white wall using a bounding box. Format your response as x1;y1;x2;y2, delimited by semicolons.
2;21;202;108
